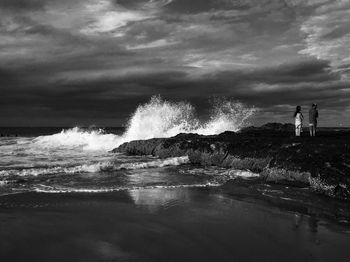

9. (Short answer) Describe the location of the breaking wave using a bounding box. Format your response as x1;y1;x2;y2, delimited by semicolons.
32;127;120;151
122;96;256;140
32;96;256;151
0;156;190;177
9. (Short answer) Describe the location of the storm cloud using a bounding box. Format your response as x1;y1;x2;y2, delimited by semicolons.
0;0;349;126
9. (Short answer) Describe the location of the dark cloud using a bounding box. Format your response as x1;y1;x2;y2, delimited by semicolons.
234;59;338;84
0;0;349;126
0;0;46;10
2;57;347;126
164;0;245;14
113;0;149;9
113;0;247;13
321;22;350;40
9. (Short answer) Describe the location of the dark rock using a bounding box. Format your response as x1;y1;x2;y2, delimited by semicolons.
113;123;350;200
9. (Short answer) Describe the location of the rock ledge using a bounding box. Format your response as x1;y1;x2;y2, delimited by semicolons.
113;123;350;200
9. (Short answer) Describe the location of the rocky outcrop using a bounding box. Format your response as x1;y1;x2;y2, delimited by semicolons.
113;123;350;200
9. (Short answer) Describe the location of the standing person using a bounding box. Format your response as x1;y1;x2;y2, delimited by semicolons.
309;103;319;136
294;106;303;136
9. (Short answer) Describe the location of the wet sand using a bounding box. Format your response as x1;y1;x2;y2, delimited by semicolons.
1;188;350;262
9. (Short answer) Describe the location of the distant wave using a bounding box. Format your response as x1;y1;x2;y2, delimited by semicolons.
0;156;190;177
31;96;256;151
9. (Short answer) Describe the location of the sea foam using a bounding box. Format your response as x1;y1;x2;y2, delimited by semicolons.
32;127;120;151
33;183;220;194
0;156;190;177
32;96;255;151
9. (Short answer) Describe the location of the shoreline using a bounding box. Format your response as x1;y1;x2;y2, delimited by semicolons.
113;123;350;200
1;187;350;262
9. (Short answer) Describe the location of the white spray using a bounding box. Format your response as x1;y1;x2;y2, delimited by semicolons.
121;96;256;140
33;96;256;151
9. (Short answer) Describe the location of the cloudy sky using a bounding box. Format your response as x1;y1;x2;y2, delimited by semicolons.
1;0;350;126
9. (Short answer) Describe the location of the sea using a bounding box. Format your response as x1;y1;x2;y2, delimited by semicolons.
1;97;350;261
0;126;237;196
0;96;258;196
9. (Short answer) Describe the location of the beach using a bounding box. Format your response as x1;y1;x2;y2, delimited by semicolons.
1;187;350;262
2;0;350;260
1;125;350;262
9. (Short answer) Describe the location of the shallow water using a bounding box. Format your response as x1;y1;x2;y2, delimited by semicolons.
1;128;350;261
1;188;350;262
0;132;244;196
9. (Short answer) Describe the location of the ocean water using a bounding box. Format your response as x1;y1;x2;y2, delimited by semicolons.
0;97;257;196
0;127;248;196
1;97;350;261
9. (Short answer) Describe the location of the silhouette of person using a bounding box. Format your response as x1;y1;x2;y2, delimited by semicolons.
309;103;319;137
294;106;303;136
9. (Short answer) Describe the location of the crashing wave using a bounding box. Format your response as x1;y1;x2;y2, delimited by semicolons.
32;96;256;151
32;127;120;151
122;96;256;141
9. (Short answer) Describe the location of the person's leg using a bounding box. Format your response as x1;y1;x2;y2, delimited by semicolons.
309;124;313;136
296;125;301;136
314;123;317;136
311;125;315;136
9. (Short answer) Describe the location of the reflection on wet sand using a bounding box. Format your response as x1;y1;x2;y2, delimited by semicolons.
128;188;192;212
1;188;350;262
293;213;318;233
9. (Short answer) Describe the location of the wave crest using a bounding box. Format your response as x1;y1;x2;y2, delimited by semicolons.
32;127;121;151
32;96;255;151
122;95;256;141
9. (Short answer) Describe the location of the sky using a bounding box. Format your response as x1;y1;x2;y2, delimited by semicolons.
0;0;350;127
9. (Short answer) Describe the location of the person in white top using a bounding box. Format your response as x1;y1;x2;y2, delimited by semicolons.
294;105;303;136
